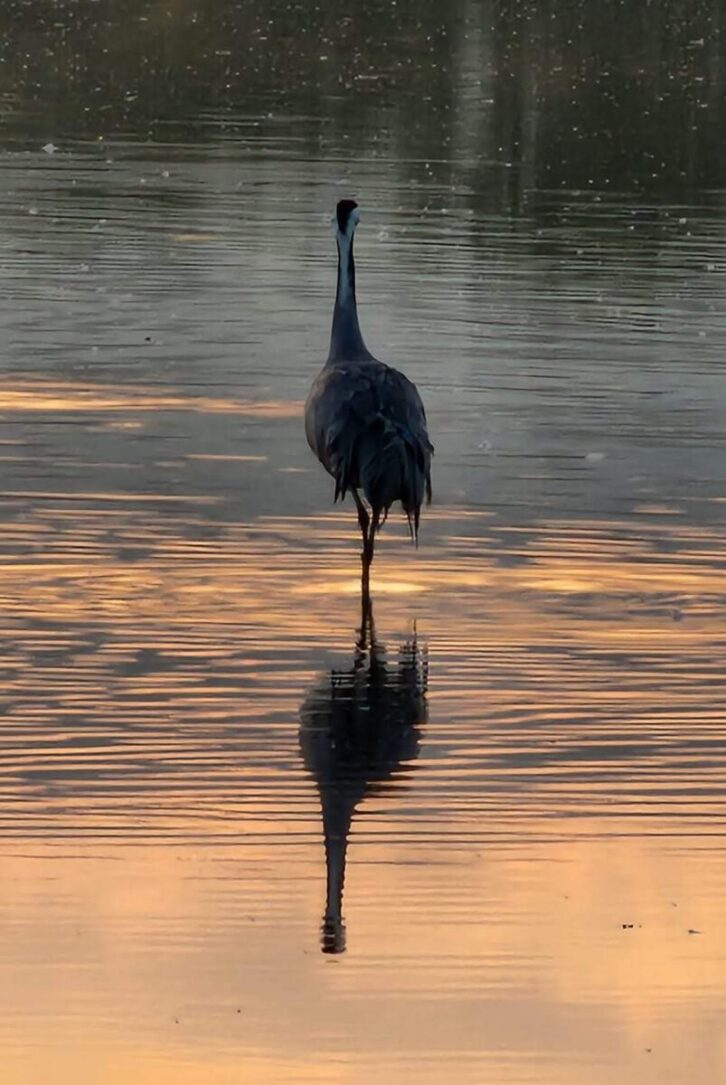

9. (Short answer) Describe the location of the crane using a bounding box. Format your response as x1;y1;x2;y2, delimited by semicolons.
305;199;433;596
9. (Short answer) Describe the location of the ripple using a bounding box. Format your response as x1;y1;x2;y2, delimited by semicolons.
1;24;726;1079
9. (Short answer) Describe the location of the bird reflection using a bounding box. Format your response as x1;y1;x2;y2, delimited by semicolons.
299;597;427;954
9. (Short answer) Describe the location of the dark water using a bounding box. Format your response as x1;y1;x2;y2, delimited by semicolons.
1;3;725;1083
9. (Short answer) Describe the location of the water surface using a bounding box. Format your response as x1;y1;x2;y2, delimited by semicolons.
1;3;725;1083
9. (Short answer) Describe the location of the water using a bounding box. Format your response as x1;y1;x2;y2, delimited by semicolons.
1;2;725;1082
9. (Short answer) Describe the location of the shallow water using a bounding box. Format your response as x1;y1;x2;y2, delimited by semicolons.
1;3;725;1083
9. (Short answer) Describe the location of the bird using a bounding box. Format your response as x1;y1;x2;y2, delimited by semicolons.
299;594;427;953
305;199;433;596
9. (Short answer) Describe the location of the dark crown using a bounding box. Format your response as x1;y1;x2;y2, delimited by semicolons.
336;199;358;231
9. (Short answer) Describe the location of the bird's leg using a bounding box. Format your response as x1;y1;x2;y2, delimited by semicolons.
357;507;379;603
368;601;376;648
366;509;381;566
361;551;371;605
357;589;372;654
352;489;371;591
352;489;370;547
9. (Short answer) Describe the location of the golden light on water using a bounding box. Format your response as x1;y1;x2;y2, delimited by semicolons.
0;379;303;419
3;12;726;1074
0;440;722;1082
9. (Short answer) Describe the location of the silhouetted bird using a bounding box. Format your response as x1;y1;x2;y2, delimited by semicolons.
305;200;433;596
299;598;427;953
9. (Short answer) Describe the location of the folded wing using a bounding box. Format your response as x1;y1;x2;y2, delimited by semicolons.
306;360;433;540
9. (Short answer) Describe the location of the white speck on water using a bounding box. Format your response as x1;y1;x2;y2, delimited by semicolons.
28;206;39;216
42;142;57;155
586;451;606;462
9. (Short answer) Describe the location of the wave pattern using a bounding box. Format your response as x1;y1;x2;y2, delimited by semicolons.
2;43;726;1081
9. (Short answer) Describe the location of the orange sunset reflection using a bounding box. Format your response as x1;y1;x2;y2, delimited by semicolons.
0;497;722;1085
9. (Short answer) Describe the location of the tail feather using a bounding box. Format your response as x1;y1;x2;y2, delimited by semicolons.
330;425;358;502
359;421;430;545
330;413;432;541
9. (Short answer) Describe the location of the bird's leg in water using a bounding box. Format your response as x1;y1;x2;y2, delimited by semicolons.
361;552;371;602
356;594;370;663
358;588;374;649
352;489;372;596
362;509;381;593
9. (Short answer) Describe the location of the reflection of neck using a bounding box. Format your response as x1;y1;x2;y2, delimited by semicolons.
324;820;347;921
321;786;358;953
328;232;372;362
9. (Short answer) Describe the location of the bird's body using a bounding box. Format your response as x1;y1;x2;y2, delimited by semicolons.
305;199;433;589
305;357;432;532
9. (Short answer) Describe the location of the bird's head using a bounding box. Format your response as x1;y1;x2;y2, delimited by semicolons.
335;198;360;240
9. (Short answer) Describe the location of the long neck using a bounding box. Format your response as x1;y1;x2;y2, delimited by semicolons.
328;232;373;362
